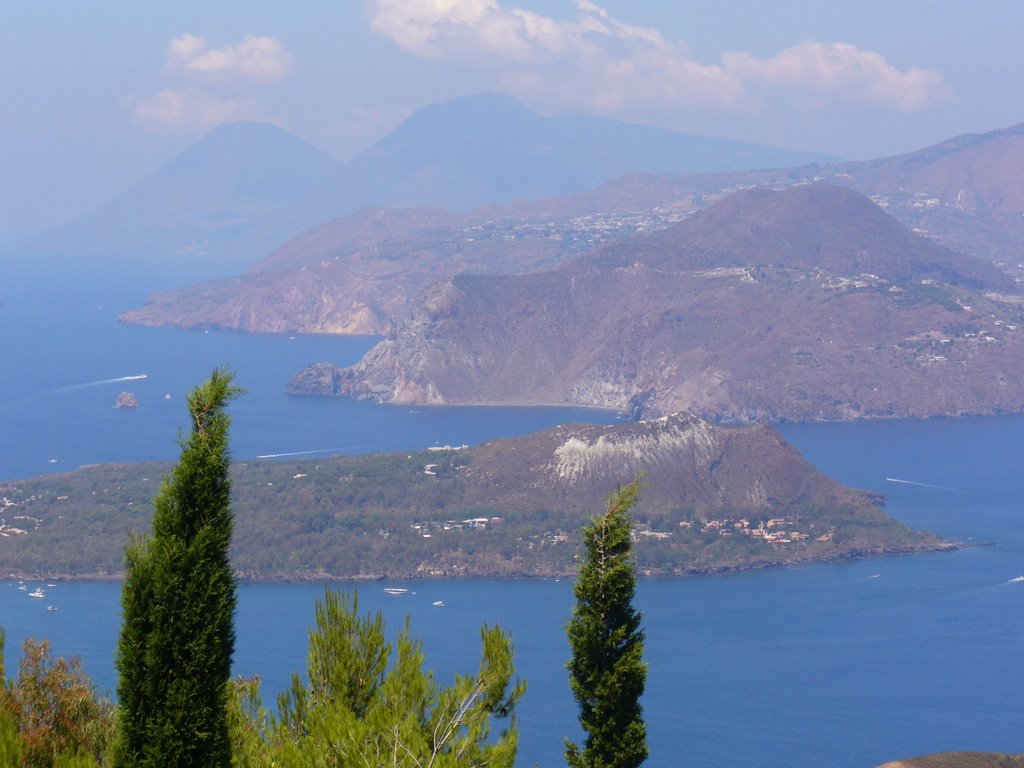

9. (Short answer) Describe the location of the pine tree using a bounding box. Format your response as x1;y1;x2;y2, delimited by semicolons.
565;480;648;768
270;589;525;768
114;368;242;767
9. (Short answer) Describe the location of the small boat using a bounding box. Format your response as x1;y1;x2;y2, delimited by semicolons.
1010;575;1024;583
383;588;410;596
46;583;57;588
432;601;445;607
28;588;45;598
18;585;27;591
47;605;57;612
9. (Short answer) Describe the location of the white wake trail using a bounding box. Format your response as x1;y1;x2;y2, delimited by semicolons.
256;448;342;459
43;373;149;396
1;374;149;411
885;477;956;491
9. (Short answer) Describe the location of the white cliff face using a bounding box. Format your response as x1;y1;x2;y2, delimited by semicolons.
549;414;719;484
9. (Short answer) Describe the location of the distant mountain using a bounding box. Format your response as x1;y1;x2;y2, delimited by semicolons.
0;413;945;579
290;185;1024;423
30;121;345;276
304;93;836;219
29;94;834;281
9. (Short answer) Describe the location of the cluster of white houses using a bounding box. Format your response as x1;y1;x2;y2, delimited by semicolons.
640;516;832;544
410;516;505;537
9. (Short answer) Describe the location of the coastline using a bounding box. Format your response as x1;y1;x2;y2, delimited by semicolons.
3;538;961;584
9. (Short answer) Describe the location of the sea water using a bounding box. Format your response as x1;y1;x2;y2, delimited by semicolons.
0;259;622;481
1;259;1023;766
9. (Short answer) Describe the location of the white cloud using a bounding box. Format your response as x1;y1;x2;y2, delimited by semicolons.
132;88;264;130
367;0;944;113
723;41;942;112
132;33;293;133
164;33;293;83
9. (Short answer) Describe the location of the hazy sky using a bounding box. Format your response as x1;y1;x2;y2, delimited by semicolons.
2;0;1022;238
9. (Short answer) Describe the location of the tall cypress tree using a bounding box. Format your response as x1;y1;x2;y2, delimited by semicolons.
565;480;648;768
115;368;242;767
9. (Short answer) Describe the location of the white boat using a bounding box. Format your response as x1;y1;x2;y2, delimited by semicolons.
432;600;445;607
1010;575;1024;583
383;587;410;595
18;585;27;591
28;588;45;598
47;605;57;611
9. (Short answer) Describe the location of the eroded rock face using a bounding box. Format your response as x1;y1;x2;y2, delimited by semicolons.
549;415;719;485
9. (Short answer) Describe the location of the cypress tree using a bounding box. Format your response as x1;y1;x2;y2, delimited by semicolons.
115;368;242;767
565;480;648;768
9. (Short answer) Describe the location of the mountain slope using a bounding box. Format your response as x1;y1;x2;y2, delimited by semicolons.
118;206;568;334
840;122;1024;261
0;413;945;579
290;185;1024;423
31;122;345;275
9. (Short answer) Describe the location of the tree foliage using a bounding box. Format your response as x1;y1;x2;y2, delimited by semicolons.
0;629;112;768
114;367;243;767
565;480;648;768
265;589;525;768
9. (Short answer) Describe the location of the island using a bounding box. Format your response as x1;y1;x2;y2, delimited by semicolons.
114;391;139;409
0;413;950;580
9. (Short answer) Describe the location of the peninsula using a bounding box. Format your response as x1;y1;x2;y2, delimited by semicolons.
289;185;1024;422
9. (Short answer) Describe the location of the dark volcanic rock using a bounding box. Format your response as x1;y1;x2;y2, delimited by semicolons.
287;363;344;396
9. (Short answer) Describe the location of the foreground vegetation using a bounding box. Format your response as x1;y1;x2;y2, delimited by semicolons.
1;592;524;768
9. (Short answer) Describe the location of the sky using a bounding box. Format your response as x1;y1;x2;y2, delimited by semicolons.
2;0;1022;239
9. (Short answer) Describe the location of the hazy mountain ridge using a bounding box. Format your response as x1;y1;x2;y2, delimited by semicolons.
302;93;836;219
290;185;1024;423
0;413;943;579
31;93;829;280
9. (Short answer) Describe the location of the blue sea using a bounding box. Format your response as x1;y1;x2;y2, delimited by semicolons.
1;257;1023;767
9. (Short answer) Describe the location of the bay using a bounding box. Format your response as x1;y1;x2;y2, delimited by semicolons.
2;259;1023;766
0;259;622;481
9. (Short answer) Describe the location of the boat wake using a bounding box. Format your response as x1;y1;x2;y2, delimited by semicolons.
45;374;148;396
1008;576;1024;584
885;477;957;491
1;374;149;411
256;448;343;459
